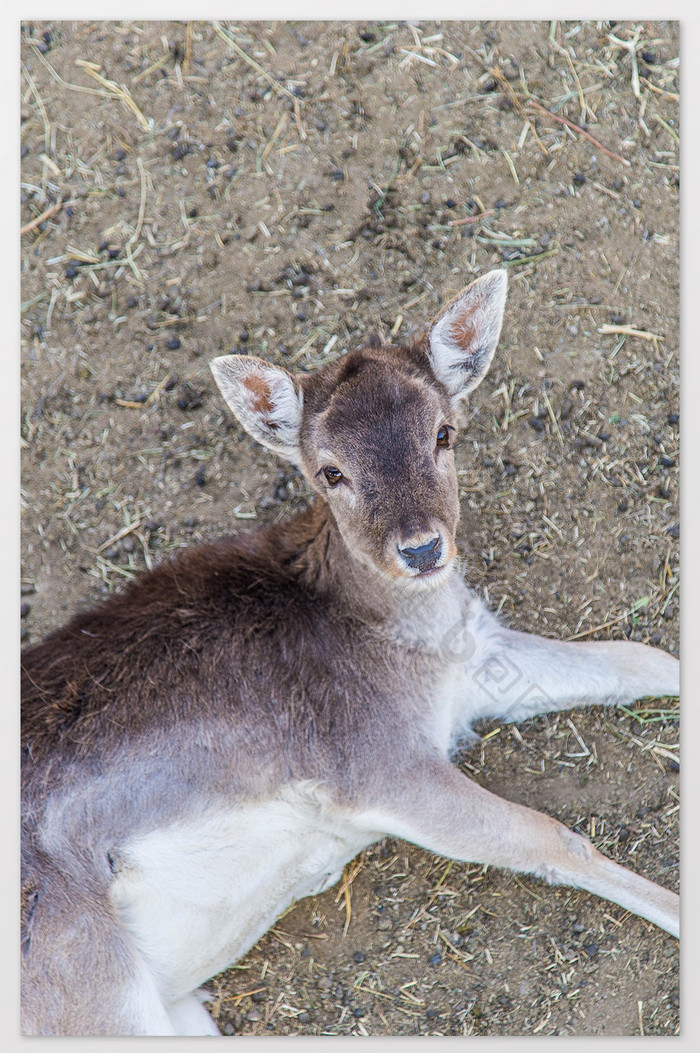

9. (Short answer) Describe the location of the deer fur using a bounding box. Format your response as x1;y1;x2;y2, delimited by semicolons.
21;270;679;1035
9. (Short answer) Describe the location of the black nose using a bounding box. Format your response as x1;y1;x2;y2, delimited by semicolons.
398;535;441;572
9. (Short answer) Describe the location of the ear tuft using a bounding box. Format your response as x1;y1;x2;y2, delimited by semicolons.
210;355;303;462
428;270;507;400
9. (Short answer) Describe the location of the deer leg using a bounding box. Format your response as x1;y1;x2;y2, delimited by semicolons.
460;623;679;724
358;758;679;937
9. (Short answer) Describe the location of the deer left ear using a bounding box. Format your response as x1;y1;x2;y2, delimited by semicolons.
428;270;507;401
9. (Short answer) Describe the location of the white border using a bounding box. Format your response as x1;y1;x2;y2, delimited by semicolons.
7;6;695;1051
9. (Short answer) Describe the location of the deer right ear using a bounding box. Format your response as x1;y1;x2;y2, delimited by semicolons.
210;355;303;463
428;270;507;401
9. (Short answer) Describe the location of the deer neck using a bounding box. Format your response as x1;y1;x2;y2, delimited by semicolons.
285;500;465;645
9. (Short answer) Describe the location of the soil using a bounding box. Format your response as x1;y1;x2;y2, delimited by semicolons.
20;19;680;1037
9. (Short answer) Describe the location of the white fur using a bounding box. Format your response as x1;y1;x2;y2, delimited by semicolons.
429;270;507;399
264;370;304;450
210;355;303;462
168;993;221;1036
109;782;378;1008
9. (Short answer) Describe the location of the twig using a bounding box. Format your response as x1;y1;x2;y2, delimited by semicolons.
653;113;680;145
542;388;564;449
28;43;112;99
398;48;438;68
131;54;170;85
548;32;595;124
212;22;297;102
21;198;66;236
661;580;680;617
21;292;48;313
489;66;548;156
526;99;631;166
21;59;52;203
598;324;661;341
292;97;306;141
96;516;147;554
640;76;679;101
566;601;650;642
448;210;495;227
74;60;150;131
20;60;50;154
334;854;365;937
126;157;148;249
261;113;288;161
219;986;267;1007
184;21;193;76
608;29;643;99
144;373;176;407
500;248;560;268
500;147;520;185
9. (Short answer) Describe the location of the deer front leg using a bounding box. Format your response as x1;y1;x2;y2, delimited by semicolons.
455;609;679;724
357;758;679;937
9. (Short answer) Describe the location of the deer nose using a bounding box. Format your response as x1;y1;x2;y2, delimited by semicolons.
398;535;442;572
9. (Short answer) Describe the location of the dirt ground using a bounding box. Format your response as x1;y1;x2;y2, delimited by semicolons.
20;20;680;1037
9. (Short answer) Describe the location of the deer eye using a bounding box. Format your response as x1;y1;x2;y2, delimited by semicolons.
323;466;344;487
436;425;451;449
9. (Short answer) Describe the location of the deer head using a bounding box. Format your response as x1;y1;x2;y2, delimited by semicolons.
211;270;507;586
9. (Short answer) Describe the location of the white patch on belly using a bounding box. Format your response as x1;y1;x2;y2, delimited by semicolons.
109;782;375;1001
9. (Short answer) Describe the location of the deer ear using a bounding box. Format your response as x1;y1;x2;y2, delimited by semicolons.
210;355;303;462
428;270;507;401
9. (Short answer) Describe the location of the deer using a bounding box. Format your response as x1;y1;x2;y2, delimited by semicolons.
21;269;679;1036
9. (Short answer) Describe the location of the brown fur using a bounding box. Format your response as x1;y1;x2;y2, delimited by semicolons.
242;372;274;414
21;339;453;894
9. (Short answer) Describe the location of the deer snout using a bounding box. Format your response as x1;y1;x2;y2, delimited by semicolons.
397;534;442;573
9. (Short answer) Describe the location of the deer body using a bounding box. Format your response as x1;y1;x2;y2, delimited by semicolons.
21;272;679;1035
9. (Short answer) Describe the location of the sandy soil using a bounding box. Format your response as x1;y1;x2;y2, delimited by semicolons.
21;19;679;1036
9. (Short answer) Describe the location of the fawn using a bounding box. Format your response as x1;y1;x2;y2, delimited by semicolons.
21;270;679;1035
